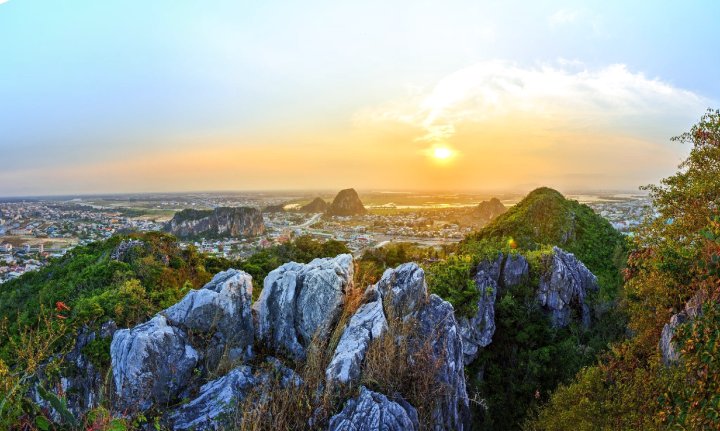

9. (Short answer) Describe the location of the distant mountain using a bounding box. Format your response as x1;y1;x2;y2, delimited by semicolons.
463;187;625;291
326;189;366;216
165;207;265;239
300;197;328;213
474;197;506;222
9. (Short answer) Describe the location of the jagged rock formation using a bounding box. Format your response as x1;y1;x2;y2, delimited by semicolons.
458;248;599;364
327;262;470;430
326;286;387;384
457;253;503;365
660;289;708;365
537;247;598;327
329;387;419;431
253;254;354;360
106;256;469;430
111;270;255;411
165;358;301;430
301;197;329;213
162;269;254;367
503;253;530;287
167;365;255;430
376;263;427;320
418;294;470;430
326;188;367;217
165;207;265;239
33;321;117;418
111;315;200;411
474;197;506;222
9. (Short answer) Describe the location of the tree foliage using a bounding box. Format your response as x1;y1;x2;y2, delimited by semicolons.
531;109;720;430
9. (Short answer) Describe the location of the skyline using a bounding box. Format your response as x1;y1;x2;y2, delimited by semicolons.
1;1;719;196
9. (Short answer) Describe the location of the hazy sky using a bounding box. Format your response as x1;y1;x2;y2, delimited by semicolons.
1;0;718;196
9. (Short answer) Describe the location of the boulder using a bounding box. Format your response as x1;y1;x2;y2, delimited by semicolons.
296;255;354;344
110;315;199;411
254;254;354;360
162;269;254;367
326;286;388;384
536;247;598;327
328;387;419;431
166;366;256;431
416;295;470;431
376;263;427;320
166;357;301;430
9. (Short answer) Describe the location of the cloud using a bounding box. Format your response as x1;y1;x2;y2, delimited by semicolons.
359;60;710;146
354;60;712;190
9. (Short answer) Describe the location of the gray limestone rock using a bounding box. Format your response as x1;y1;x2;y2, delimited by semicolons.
254;254;354;360
162;269;254;367
110;315;199;411
537;247;598;327
166;357;302;430
166;366;256;431
328;387;419;431
457;266;498;365
502;253;529;288
326;286;388;384
376;263;427;321
416;294;470;431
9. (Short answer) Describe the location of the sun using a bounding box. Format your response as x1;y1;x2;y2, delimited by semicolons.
433;146;454;160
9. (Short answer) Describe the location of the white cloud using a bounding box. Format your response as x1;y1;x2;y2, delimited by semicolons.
358;60;710;147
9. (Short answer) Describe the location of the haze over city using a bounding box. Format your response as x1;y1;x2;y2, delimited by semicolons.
1;0;718;196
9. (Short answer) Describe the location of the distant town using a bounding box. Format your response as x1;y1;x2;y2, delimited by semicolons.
0;190;652;284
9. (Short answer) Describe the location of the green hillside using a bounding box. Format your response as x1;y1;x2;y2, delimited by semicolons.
462;187;627;297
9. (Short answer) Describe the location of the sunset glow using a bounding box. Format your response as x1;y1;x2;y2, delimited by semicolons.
433;146;454;161
0;1;718;195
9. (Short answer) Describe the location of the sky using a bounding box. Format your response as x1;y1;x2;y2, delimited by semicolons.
0;0;718;196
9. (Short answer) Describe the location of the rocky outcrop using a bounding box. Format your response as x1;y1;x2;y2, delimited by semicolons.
327;262;469;430
376;263;427;320
111;270;255;411
474;198;506;222
328;387;419;431
33;321;117;419
254;254;353;360
165;207;265;239
502;253;529;288
106;257;470;429
537;247;598;327
167;365;256;430
165;357;301;430
417;294;470;430
660;289;708;365
301;197;329;213
111;315;199;411
457;254;502;365
162;269;254;368
326;189;366;217
326;286;387;384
